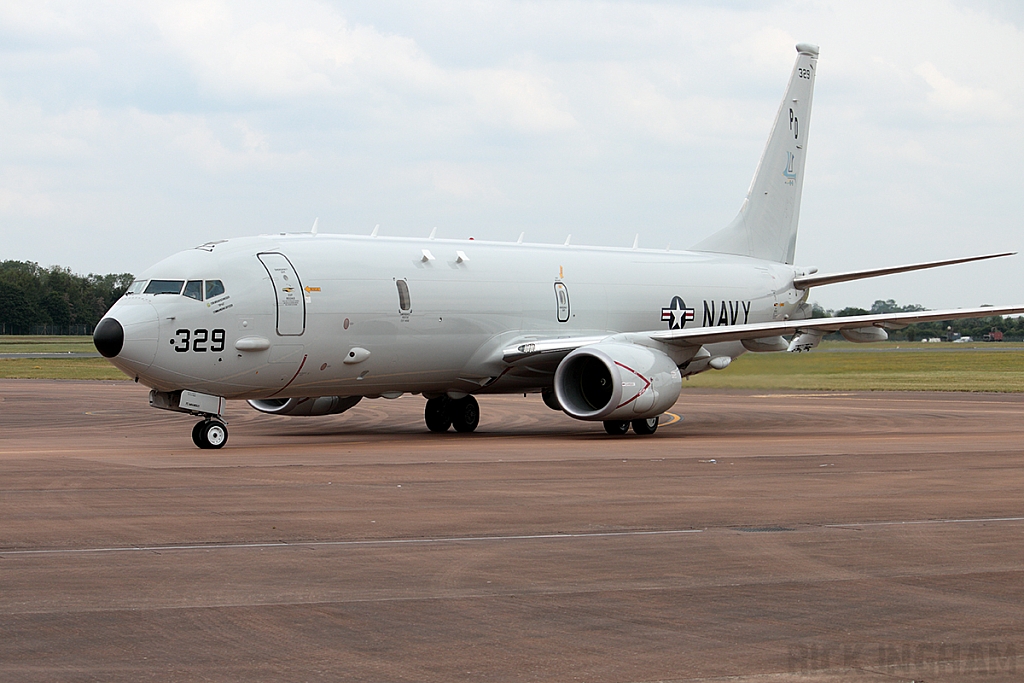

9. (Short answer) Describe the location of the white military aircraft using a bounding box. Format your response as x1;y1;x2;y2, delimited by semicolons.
94;44;1022;448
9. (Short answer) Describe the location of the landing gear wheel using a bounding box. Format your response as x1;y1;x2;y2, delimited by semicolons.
450;396;480;433
193;419;228;449
424;396;452;433
603;420;630;435
631;416;659;435
191;421;204;447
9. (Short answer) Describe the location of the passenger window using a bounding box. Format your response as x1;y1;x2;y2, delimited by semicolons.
144;280;185;295
205;280;225;299
396;279;411;312
183;280;203;301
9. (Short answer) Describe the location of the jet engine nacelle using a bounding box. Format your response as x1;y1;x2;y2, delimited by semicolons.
840;326;888;343
248;396;362;416
554;343;681;421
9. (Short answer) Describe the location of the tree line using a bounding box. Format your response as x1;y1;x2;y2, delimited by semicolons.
0;260;133;334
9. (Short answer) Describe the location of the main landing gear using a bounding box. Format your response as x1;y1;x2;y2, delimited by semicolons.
603;416;659;436
192;419;228;449
425;395;480;433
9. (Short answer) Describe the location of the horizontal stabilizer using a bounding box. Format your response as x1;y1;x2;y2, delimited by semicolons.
793;252;1015;289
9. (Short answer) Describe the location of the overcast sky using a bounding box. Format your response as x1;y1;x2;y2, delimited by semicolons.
2;0;1021;310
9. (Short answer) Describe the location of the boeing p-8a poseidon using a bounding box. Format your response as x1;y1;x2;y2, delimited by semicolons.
93;44;1023;449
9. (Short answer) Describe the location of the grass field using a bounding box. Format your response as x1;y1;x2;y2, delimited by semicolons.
0;358;127;380
686;341;1024;392
2;337;1023;391
0;336;98;354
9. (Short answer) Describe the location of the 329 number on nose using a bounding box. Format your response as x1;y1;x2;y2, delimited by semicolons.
172;329;226;353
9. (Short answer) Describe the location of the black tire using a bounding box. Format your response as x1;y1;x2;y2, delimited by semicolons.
631;416;659;435
450;396;480;433
192;421;205;448
198;420;228;449
424;396;452;433
603;420;630;435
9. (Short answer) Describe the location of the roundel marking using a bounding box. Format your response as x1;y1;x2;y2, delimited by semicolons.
661;296;695;330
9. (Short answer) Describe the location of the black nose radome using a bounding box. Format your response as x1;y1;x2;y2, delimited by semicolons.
93;318;124;358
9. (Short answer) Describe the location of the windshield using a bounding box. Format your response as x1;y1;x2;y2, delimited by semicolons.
144;280;185;295
126;280;147;295
183;280;203;301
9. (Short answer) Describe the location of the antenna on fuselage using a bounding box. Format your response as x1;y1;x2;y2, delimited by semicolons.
564;234;572;246
632;234;639;250
517;232;524;244
429;226;437;240
370;224;379;237
310;217;319;235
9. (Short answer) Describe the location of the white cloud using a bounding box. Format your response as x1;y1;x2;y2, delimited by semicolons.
0;184;55;218
149;0;576;134
913;61;1011;120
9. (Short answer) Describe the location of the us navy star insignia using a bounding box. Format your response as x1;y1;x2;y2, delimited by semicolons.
661;296;695;330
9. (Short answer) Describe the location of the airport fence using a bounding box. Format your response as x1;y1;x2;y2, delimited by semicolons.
0;323;95;335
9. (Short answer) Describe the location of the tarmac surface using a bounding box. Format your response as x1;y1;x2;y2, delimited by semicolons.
1;379;1023;681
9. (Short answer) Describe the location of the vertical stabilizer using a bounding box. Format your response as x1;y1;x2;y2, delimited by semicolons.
693;43;818;264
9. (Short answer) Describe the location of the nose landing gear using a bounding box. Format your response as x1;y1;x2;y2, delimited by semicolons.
192;419;229;449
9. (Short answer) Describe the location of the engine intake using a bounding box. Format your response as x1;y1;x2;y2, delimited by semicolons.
248;396;362;416
554;343;681;421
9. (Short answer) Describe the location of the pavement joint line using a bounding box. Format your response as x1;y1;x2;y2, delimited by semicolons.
826;516;1024;527
0;528;706;556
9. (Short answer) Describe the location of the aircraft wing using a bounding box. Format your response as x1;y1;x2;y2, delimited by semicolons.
648;305;1024;346
501;305;1024;363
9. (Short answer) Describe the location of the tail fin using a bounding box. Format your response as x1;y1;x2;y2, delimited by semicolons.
693;43;819;265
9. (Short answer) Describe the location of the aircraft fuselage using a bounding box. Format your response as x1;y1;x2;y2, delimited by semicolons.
105;233;803;400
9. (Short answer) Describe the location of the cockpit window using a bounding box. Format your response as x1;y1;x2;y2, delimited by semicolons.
205;280;225;299
183;280;203;301
126;280;147;295
144;280;185;295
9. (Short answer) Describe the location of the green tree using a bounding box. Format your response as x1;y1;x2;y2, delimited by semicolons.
0;260;133;333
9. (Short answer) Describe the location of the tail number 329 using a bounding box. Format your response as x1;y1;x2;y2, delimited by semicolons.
173;328;226;353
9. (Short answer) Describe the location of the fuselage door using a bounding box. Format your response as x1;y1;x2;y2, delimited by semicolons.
258;252;305;336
